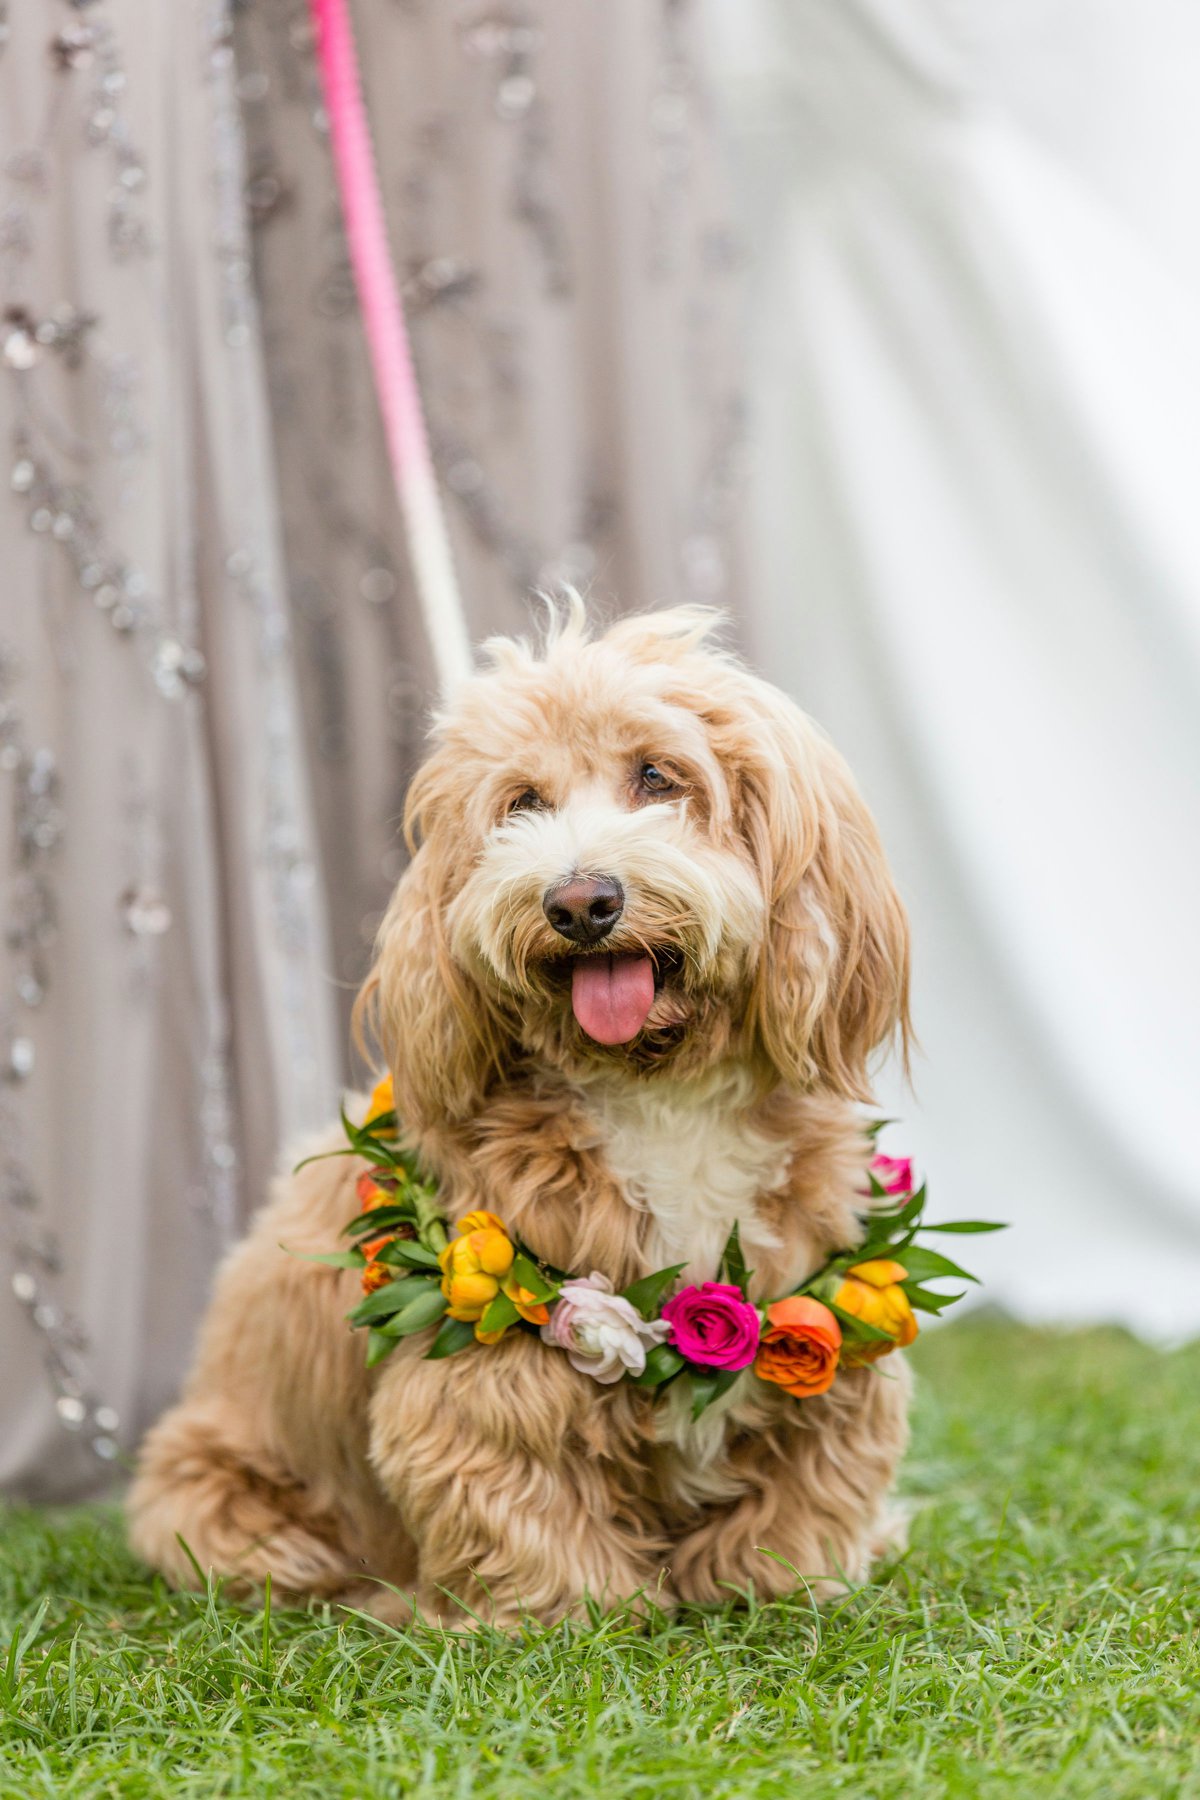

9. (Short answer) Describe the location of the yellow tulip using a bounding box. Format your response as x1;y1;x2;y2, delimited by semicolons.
363;1072;395;1131
835;1260;918;1364
444;1269;501;1318
456;1209;507;1237
438;1221;516;1321
847;1259;909;1289
464;1229;515;1278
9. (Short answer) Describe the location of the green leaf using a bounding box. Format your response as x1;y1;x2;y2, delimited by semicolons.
864;1118;895;1139
510;1253;560;1303
857;1196;923;1240
372;1240;421;1267
720;1224;752;1297
339;1102;378;1147
282;1246;366;1270
365;1329;397;1368
361;1108;399;1138
895;1246;979;1285
425;1316;478;1361
881;1226;920;1262
904;1283;966;1315
620;1264;687;1322
864;1181;926;1221
339;1104;405;1170
379;1239;441;1270
823;1299;895;1343
343;1206;420;1240
689;1366;741;1420
375;1286;449;1338
905;1182;928;1223
410;1189;449;1258
292;1146;360;1175
847;1225;904;1261
923;1220;1008;1234
839;1224;919;1271
478;1291;521;1336
345;1280;416;1327
631;1344;686;1388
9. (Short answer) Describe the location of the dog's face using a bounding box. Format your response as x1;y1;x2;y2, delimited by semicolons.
365;606;909;1122
443;647;765;1079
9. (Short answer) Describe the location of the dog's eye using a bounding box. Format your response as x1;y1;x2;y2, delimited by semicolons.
508;788;545;814
639;762;676;796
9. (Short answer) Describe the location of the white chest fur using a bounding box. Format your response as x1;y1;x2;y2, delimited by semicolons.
584;1070;796;1495
586;1069;790;1282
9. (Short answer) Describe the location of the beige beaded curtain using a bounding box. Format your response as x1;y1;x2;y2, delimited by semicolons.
0;0;744;1498
237;0;745;1026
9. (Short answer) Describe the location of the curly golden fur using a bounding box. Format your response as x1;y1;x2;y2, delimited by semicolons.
129;602;913;1625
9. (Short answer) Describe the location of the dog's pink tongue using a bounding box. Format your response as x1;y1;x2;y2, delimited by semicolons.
571;954;656;1045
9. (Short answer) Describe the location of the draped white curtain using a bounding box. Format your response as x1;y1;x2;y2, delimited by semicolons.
706;0;1200;1334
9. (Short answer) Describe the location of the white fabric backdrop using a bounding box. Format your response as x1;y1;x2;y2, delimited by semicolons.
706;0;1200;1335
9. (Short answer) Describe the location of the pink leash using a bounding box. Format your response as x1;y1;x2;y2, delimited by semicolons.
310;0;470;692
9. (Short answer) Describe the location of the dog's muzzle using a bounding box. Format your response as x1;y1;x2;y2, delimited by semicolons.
542;874;625;945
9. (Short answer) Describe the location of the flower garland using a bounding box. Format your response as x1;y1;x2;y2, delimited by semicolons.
297;1076;1003;1418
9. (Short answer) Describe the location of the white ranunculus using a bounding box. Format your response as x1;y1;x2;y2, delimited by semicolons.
541;1272;669;1384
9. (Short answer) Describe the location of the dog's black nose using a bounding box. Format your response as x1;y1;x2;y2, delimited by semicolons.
543;874;625;944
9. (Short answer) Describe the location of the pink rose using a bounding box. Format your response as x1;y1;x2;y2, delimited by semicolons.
868;1153;915;1198
661;1282;761;1370
541;1273;669;1383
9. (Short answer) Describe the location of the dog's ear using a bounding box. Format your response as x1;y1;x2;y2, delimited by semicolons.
353;762;508;1130
733;683;910;1100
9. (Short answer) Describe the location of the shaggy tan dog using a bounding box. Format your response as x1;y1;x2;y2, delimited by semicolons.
128;603;913;1625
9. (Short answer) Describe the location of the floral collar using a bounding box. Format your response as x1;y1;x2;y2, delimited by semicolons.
298;1074;1002;1418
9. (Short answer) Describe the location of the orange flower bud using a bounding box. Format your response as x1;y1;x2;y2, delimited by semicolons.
356;1171;387;1209
361;1259;395;1296
356;1168;412;1278
502;1273;550;1327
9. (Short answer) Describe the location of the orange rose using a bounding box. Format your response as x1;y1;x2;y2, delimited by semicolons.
835;1260;918;1364
754;1296;842;1397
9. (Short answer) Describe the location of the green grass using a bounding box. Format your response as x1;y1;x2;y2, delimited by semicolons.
2;1320;1199;1799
